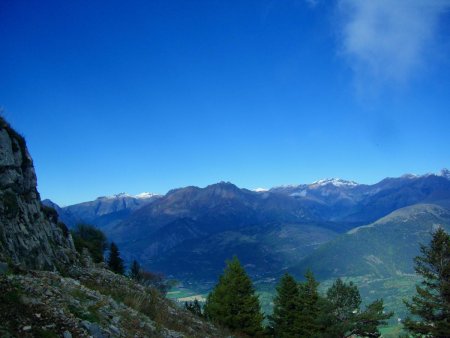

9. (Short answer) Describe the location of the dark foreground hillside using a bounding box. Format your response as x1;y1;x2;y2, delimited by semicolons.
0;265;226;337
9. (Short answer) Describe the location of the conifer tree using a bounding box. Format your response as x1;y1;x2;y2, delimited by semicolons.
298;269;320;337
269;273;301;337
353;299;392;337
185;299;203;317
327;278;361;324
204;256;264;336
320;278;392;338
129;259;141;280
107;242;124;274
404;228;450;337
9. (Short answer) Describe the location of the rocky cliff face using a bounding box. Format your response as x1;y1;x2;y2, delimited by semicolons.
0;117;77;270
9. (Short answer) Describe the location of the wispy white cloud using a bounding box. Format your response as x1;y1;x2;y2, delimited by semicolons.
338;0;450;86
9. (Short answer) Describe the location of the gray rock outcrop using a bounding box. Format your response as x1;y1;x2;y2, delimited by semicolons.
0;116;77;270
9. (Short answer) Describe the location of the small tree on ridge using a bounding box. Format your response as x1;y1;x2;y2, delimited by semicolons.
107;242;124;275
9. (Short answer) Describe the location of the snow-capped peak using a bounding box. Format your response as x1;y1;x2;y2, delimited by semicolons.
401;173;419;179
272;184;302;189
401;169;450;180
134;192;158;199
439;168;450;179
98;192;158;200
98;192;131;200
253;187;269;192
311;178;359;187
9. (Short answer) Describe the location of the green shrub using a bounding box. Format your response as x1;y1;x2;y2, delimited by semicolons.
138;270;174;296
71;224;107;263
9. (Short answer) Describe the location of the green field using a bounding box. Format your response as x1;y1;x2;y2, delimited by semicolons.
167;282;210;305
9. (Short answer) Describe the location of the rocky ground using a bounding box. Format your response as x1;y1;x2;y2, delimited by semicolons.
0;266;229;338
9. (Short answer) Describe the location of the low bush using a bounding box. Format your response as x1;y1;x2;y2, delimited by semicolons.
71;224;107;263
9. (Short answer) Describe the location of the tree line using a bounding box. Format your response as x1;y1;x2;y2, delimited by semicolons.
195;256;391;337
186;228;450;337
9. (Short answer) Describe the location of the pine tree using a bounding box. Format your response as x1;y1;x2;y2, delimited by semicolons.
129;259;141;280
353;299;393;337
269;273;302;337
107;242;124;274
185;299;203;317
321;278;392;338
327;278;361;323
317;278;360;337
404;228;450;337
204;256;264;336
298;269;320;337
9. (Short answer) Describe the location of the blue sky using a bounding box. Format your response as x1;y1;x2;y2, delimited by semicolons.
1;0;449;205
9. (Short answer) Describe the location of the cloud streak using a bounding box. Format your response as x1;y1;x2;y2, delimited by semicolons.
338;0;450;86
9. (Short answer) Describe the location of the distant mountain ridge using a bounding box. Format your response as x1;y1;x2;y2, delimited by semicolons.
269;169;450;223
269;168;450;191
45;169;450;282
106;171;449;280
107;181;340;279
43;192;161;230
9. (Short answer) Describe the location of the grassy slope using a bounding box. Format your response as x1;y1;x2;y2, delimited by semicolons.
292;203;450;279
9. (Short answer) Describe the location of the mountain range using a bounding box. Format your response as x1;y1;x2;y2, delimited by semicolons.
45;169;450;283
43;192;160;231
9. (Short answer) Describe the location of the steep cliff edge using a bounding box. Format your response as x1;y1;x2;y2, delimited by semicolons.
0;116;77;270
